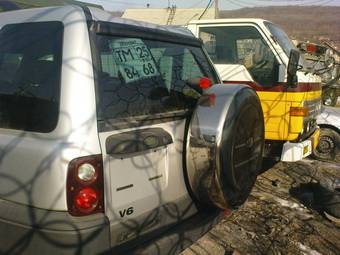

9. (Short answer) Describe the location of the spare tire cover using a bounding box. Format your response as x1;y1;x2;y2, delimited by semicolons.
185;84;264;209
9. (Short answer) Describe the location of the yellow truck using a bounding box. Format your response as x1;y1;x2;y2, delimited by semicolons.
188;19;321;161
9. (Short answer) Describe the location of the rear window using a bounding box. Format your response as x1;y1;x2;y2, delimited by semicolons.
0;22;63;132
96;35;217;123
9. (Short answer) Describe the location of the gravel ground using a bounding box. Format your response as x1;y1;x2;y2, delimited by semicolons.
181;159;340;255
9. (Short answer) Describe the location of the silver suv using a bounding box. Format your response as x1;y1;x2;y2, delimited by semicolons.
0;5;264;255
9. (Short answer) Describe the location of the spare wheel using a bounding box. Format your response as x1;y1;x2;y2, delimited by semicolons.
185;84;264;209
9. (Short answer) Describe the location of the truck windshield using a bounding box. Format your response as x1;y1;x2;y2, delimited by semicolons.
264;22;296;58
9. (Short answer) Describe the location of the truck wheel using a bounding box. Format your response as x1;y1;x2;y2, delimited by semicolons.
313;128;340;163
185;84;264;210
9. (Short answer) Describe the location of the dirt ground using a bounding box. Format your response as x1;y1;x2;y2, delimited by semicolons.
181;159;340;255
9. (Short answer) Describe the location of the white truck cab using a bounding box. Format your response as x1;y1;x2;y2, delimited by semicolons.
188;19;322;162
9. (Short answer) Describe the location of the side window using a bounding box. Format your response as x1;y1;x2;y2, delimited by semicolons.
0;22;63;132
236;38;279;86
200;26;279;86
200;28;236;64
96;35;217;122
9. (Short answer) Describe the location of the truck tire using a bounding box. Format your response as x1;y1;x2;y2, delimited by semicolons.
313;128;340;163
185;84;264;210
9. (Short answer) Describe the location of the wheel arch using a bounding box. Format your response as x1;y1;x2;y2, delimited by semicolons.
318;124;340;134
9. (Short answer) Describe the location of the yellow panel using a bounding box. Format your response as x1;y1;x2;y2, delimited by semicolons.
257;91;289;141
285;90;321;102
257;90;321;141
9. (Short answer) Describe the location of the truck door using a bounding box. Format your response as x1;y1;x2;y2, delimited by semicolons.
197;24;289;140
94;29;219;246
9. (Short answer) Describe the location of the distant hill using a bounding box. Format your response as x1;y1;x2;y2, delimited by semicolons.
219;6;340;49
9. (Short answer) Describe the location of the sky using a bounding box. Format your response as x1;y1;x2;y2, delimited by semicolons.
80;0;340;11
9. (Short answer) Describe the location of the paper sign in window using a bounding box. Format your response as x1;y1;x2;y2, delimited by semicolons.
110;38;159;83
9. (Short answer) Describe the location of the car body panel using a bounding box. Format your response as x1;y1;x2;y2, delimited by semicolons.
317;106;340;131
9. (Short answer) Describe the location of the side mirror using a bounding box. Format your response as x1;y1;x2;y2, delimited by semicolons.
287;49;300;88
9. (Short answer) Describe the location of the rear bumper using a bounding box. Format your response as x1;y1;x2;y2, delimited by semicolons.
281;128;320;162
113;209;223;255
0;198;222;255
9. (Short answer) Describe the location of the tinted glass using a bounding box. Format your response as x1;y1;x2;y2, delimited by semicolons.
96;35;217;122
0;22;63;132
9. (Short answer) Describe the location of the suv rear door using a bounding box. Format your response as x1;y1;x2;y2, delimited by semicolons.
93;23;219;246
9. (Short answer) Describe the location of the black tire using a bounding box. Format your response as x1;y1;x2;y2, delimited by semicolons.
219;90;264;208
313;128;340;163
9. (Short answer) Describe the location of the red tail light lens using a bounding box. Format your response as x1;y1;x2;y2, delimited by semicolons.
75;187;98;212
199;77;212;89
67;154;104;216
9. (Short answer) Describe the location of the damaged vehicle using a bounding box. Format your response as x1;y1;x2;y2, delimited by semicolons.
0;5;264;255
313;106;340;162
297;41;340;107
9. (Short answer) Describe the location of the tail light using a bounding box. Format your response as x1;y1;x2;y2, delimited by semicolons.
67;154;104;216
